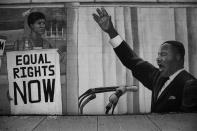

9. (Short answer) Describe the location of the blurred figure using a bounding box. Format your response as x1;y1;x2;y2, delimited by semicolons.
0;35;6;70
14;11;65;62
15;12;52;50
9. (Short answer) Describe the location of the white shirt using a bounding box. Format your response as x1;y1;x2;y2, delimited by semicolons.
109;35;185;99
157;68;184;98
109;35;123;48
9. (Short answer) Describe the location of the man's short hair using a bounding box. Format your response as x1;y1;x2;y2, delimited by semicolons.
27;12;46;27
162;40;185;60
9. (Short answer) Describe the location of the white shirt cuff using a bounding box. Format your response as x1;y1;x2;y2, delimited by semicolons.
109;35;123;48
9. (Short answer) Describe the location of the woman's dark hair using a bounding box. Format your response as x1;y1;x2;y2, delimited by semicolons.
27;12;46;27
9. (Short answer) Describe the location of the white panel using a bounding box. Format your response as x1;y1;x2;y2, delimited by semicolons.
101;7;118;114
114;7;127;114
174;8;189;71
187;8;197;77
78;7;104;114
137;8;175;113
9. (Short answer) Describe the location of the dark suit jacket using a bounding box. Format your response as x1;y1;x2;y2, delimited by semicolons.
114;41;197;113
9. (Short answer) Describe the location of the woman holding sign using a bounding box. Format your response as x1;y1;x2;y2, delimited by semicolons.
7;11;65;105
14;11;65;61
15;12;52;50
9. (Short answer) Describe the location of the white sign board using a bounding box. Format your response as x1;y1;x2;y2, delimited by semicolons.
0;36;6;56
7;49;62;115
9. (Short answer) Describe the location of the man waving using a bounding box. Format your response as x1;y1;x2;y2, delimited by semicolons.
93;8;197;113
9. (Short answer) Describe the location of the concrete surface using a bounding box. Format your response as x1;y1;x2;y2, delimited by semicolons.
0;113;197;131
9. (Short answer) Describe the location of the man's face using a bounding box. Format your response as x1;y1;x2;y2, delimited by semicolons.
30;19;46;35
157;43;179;77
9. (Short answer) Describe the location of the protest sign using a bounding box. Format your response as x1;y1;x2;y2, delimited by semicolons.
7;49;62;114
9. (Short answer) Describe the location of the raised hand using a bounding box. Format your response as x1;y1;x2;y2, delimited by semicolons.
92;8;116;36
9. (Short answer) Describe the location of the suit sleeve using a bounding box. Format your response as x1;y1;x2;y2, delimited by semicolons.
113;41;159;90
181;79;197;112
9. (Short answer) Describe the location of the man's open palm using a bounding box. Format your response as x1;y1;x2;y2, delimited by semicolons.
92;8;113;33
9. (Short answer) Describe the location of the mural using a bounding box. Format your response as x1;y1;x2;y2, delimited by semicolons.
0;5;197;115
